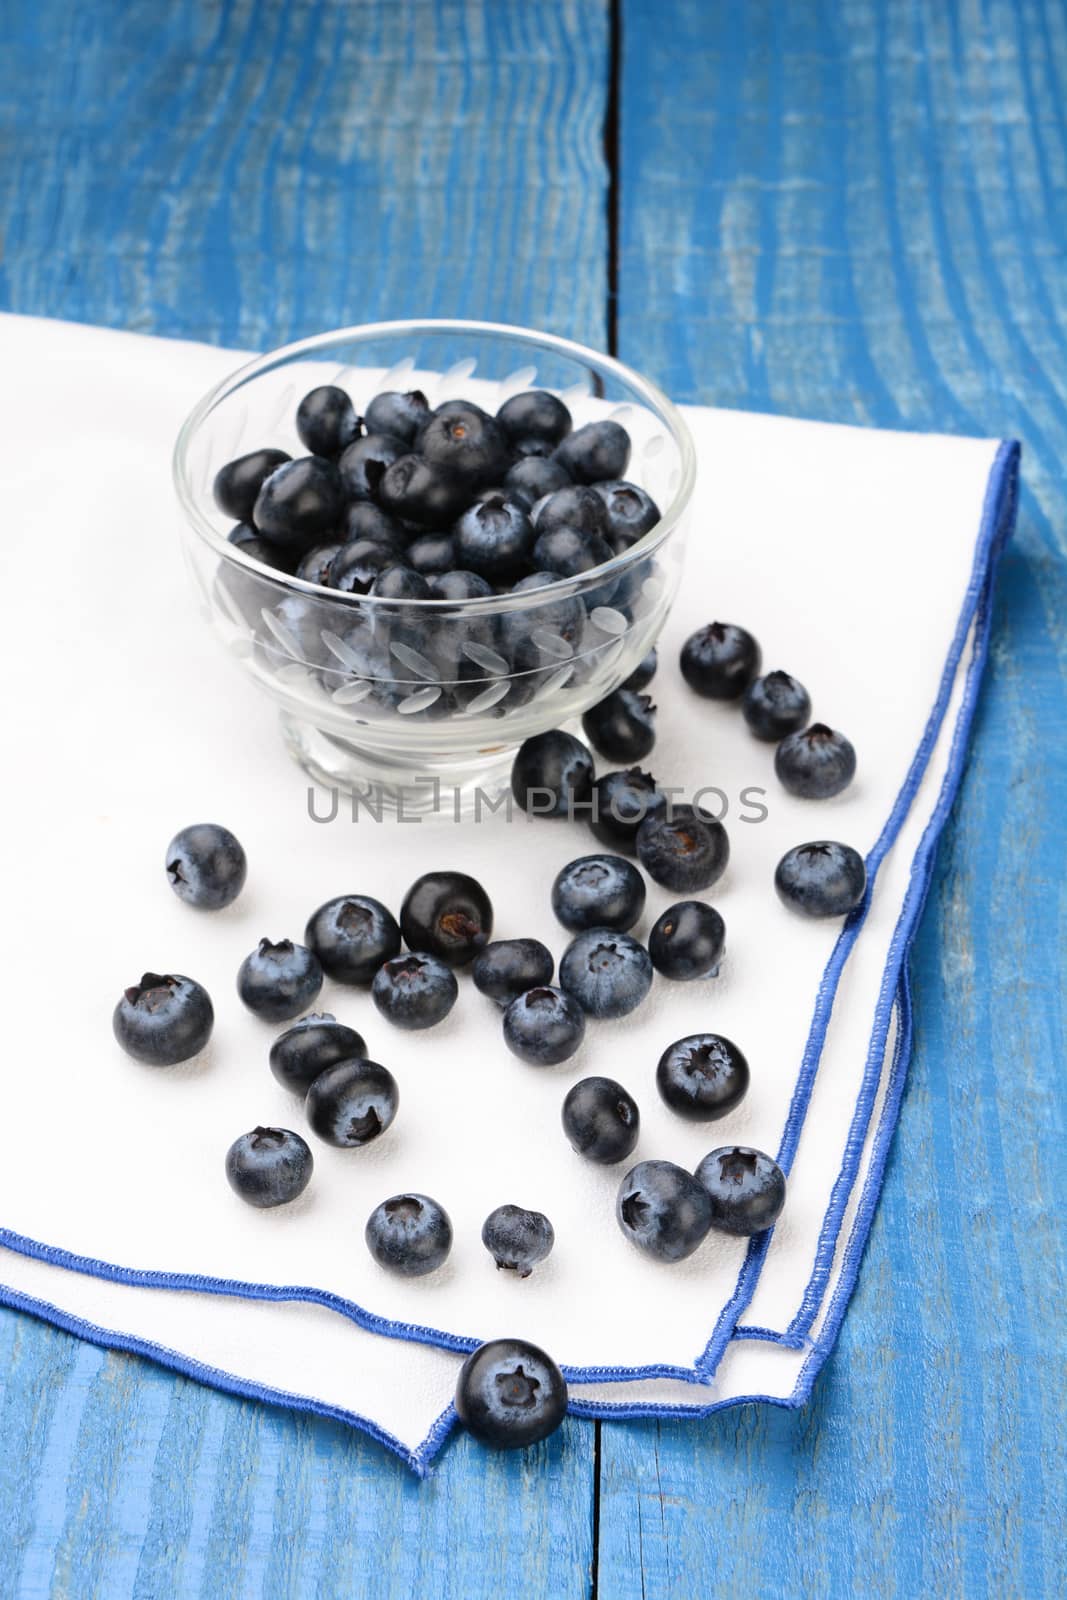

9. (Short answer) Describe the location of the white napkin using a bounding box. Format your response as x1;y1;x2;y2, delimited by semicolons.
0;314;1015;1469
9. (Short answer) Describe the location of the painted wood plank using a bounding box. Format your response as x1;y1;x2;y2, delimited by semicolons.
604;0;1066;1594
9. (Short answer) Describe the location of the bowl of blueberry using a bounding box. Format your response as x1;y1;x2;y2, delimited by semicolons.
173;320;695;810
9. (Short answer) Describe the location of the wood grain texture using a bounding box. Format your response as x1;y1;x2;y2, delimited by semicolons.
602;2;1066;1596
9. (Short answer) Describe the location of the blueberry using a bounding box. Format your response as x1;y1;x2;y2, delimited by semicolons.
417;407;509;488
379;454;468;528
340;500;408;549
165;823;246;911
743;670;812;741
497;390;572;452
656;1034;749;1123
227;521;297;573
503;986;586;1065
497;573;586;658
593;481;660;552
775;840;866;918
112;972;214;1066
680;622;762;700
636;806;729;892
648;901;725;981
589;768;666;854
237;938;323;1022
296;542;344;586
400;871;493;967
454;496;535;583
305;1057;399;1147
531;485;609;538
213;448;291;522
551;853;645;933
561;1076;639;1164
406;531;457;575
328;537;396;594
775;724;857;799
225;1126;313;1208
503;455;571;511
365;1193;452;1276
455;1338;568;1450
620;647;657;692
296;385;361;458
511;730;595;818
481;1204;555;1277
364;389;430;444
472;939;554;1007
370;563;433;602
582;689;656;763
559;929;653;1019
615;1160;712;1262
305;894;401;984
252;457;345;553
695;1147;786;1236
553;420;631;484
269;1013;368;1095
531;525;615;588
371;952;458;1029
338;433;403;501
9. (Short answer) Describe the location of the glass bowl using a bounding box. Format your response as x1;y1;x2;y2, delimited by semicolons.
173;320;696;812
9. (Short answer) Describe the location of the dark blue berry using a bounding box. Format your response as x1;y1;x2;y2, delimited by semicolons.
656;1034;749;1122
305;1057;399;1147
775;724;856;799
589;768;666;854
503;986;586;1065
400;871;493;967
372;953;458;1029
648;901;725;980
269;1013;367;1095
559;929;652;1019
582;689;656;763
365;1193;452;1276
531;525;615;587
237;938;323;1023
328;537;395;594
695;1147;786;1236
551;854;645;933
165;823;246;911
680;622;761;700
338;433;403;501
225;1127;313;1208
636;806;729;893
561;1076;639;1164
616;1160;712;1262
428;569;494;602
775;841;866;917
296;385;361;458
296;542;344;586
497;573;586;657
553;420;631;484
379;453;469;527
481;1204;555;1277
503;455;571;511
531;485;609;538
252;457;345;553
743;670;812;741
364;389;430;444
455;1339;568;1450
304;895;401;985
621;647;657;692
455;496;535;583
593;481;660;552
340;500;407;549
472;939;555;1007
511;731;595;818
370;563;432;602
418;407;509;488
406;531;457;575
227;521;297;573
112;973;214;1066
497;390;572;452
213;448;291;522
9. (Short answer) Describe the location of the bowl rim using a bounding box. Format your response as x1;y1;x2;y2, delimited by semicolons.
172;318;696;614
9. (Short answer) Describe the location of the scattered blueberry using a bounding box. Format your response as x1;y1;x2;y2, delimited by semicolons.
503;986;586;1066
379;453;469;527
225;1126;313;1208
296;385;361;458
775;724;857;799
553;419;631;484
589;768;666;854
372;952;458;1029
417;407;509;488
497;390;572;453
559;929;653;1019
338;433;403;501
679;622;762;700
252;457;345;553
531;484;609;538
305;894;401;985
582;689;656;763
695;1146;786;1236
296;542;344;586
112;972;214;1066
237;938;323;1023
165;823;247;911
561;1076;639;1164
213;448;291;522
511;731;595;818
775;841;866;918
455;1338;568;1450
400;871;494;967
648;901;725;981
615;1160;712;1262
364;389;430;444
620;647;657;692
743;670;812;741
656;1034;749;1122
551;854;645;933
503;455;571;510
636;806;729;892
269;1013;367;1095
454;496;535;582
481;1204;555;1277
304;1057;399;1147
406;531;457;575
472;939;555;1007
365;1193;452;1276
593;481;661;552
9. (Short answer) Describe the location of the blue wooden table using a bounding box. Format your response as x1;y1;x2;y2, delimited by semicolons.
1;2;1063;1593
